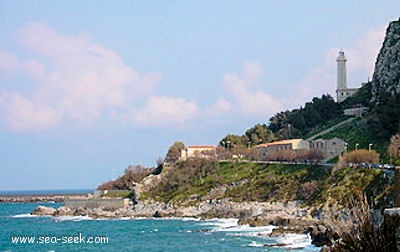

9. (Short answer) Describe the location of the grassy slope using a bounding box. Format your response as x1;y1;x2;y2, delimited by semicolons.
141;160;392;208
317;116;389;162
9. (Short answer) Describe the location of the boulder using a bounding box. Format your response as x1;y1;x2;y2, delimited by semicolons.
31;206;56;216
54;206;73;216
73;207;88;216
238;216;273;227
307;225;336;247
272;216;290;226
308;206;321;219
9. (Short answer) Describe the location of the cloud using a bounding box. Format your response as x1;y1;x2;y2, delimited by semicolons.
222;62;283;117
0;49;19;74
0;92;61;131
0;22;161;131
132;96;198;126
345;26;386;82
204;98;231;116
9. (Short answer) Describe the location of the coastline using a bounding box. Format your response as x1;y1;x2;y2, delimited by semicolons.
0;191;339;248
0;192;92;203
28;198;336;248
3;204;319;251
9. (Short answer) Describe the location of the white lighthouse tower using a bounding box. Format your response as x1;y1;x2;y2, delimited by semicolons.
337;51;347;90
335;50;358;103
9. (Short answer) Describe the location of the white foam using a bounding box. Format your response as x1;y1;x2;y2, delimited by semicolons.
203;218;274;237
248;241;264;247
11;213;40;218
220;224;274;234
203;218;318;250
154;216;202;222
53;215;92;222
276;233;318;250
202;218;239;229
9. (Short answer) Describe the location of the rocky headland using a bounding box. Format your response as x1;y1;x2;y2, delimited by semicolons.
31;198;342;248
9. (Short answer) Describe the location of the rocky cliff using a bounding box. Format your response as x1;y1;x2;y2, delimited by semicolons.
372;18;400;102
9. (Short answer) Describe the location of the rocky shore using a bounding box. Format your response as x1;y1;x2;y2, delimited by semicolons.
31;198;340;248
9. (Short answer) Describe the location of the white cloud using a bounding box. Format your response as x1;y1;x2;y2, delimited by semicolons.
222;62;283;117
345;26;386;83
0;49;19;74
204;98;231;116
0;92;61;132
132;96;198;126
0;22;161;131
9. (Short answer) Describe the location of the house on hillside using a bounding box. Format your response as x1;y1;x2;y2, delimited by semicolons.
310;138;347;160
180;145;216;161
254;139;310;160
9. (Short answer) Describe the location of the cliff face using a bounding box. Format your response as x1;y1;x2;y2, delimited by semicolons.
372;18;400;102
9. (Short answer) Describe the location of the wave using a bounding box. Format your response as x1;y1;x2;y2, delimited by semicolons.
202;218;319;251
203;218;273;236
53;215;93;222
11;213;38;218
152;216;202;222
276;233;317;250
247;241;265;247
201;218;239;229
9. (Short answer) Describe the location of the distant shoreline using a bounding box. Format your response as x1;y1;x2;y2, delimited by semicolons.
0;189;93;203
0;189;93;195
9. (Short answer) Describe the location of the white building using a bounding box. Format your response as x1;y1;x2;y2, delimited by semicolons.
180;145;216;161
336;50;359;103
254;139;310;159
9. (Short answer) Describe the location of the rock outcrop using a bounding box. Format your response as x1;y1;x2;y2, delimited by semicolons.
372;18;400;102
31;206;57;216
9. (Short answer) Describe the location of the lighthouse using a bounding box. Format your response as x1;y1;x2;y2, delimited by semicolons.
337;51;347;90
335;50;358;103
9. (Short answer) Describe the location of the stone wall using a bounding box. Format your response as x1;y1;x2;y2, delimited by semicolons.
343;107;368;117
93;189;132;198
383;208;400;251
65;199;130;211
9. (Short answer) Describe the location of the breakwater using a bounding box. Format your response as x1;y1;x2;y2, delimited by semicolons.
0;193;91;203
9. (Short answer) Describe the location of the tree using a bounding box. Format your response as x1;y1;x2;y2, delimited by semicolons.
388;134;400;164
220;134;245;149
243;124;275;146
305;149;324;164
215;146;231;160
288;110;306;135
345;149;380;164
165;141;185;164
268;111;289;135
368;93;400;140
267;94;342;140
98;164;154;190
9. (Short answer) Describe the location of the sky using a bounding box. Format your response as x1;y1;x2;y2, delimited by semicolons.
0;1;399;191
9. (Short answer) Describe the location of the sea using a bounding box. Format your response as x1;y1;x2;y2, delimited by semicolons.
0;190;320;252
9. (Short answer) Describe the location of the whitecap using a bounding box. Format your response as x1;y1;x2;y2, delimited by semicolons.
153;216;202;222
201;218;239;229
218;224;274;234
11;213;40;218
276;233;319;250
248;241;264;247
53;215;92;222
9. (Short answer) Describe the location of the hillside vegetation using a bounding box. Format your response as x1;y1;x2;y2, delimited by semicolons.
139;159;393;209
